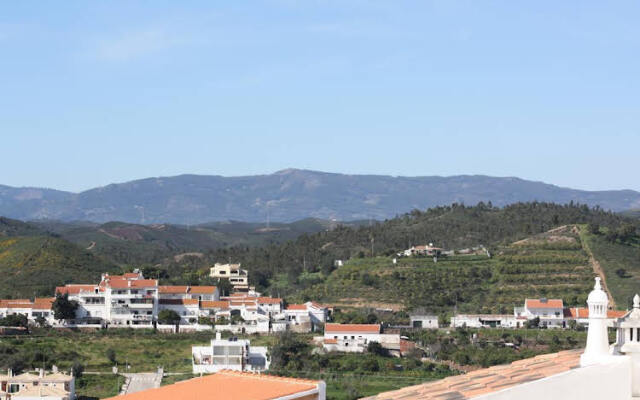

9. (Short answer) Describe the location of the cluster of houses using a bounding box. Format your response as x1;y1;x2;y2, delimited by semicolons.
0;269;328;334
410;297;627;330
0;367;74;400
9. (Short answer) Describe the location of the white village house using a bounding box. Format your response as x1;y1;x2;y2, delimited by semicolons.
284;301;328;332
320;323;401;355
191;332;269;373
409;314;439;329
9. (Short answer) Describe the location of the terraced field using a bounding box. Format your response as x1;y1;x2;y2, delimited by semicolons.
297;227;595;313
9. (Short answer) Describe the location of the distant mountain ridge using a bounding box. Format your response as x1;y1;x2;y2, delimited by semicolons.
2;169;640;224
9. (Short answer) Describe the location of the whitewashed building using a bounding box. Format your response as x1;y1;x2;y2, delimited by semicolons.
284;302;328;332
450;314;517;328
192;333;269;373
321;324;400;353
517;298;565;328
410;314;439;329
209;263;251;291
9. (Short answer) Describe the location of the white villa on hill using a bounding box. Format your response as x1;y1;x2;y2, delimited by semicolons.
209;263;252;292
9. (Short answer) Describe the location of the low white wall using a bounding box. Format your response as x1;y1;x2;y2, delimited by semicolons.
476;357;632;400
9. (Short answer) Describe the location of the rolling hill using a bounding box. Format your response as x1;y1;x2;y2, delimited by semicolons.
31;218;342;266
0;235;119;298
2;169;640;224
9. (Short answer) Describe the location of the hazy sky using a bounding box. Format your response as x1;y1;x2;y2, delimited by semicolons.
2;1;639;192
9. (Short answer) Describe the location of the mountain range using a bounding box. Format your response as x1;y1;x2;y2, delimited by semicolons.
2;169;640;224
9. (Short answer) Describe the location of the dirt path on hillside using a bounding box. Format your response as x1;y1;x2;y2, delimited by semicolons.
580;228;616;309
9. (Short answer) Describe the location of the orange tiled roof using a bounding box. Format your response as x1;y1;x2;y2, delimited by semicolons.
324;338;338;344
525;299;563;309
102;370;321;400
158;286;189;294
325;323;380;333
0;298;54;310
55;285;99;295
257;297;282;304
286;304;308;310
123;272;142;279
564;307;626;319
189;286;217;294
363;349;582;400
200;301;230;309
159;299;198;306
32;298;55;310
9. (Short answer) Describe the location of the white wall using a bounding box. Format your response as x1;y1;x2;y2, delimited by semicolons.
475;357;632;400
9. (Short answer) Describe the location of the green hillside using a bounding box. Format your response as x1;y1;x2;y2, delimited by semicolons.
0;217;45;237
32;219;339;266
292;226;594;313
580;226;640;308
0;235;119;298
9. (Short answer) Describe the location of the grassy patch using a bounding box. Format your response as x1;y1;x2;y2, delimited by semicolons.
581;228;640;307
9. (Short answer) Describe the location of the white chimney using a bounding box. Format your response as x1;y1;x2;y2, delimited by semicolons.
581;277;611;366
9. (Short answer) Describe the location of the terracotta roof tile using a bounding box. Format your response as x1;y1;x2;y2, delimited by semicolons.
362;349;582;400
286;304;308;310
325;323;380;333
200;301;230;309
102;370;321;400
525;299;563;309
189;286;217;294
158;286;189;294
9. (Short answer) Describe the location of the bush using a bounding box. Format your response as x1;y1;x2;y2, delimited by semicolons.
72;361;84;378
157;309;181;325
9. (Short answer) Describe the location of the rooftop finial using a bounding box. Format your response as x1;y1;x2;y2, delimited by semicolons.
634;294;640;309
594;277;602;291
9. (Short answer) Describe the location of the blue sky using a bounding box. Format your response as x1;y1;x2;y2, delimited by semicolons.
1;1;639;192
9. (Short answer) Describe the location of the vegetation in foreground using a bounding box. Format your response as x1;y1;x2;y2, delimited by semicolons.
0;326;594;400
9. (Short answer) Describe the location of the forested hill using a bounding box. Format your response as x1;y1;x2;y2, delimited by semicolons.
0;216;46;237
2;170;640;223
175;202;638;292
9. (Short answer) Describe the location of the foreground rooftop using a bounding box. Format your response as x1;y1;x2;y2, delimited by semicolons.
363;349;582;400
103;370;324;400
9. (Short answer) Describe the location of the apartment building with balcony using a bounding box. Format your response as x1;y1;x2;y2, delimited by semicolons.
191;332;269;373
210;263;251;291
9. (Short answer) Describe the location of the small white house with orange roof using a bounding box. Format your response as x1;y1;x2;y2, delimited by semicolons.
321;323;400;353
0;298;56;326
517;298;565;328
284;301;328;332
